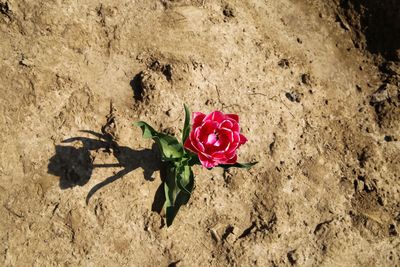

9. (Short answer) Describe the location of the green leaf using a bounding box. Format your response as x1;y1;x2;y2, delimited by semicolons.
218;162;258;169
187;152;200;166
157;135;184;159
135;121;157;139
164;163;194;227
165;205;177;227
182;104;191;144
135;121;183;161
176;165;194;195
164;164;178;226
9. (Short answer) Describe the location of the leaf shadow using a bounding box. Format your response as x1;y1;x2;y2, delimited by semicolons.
47;130;166;208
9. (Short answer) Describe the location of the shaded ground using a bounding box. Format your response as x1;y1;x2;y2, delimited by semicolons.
0;0;399;266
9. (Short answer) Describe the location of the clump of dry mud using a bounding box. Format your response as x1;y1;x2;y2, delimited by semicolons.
0;0;399;266
335;0;400;61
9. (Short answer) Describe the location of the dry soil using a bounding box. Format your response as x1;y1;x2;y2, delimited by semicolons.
0;0;399;266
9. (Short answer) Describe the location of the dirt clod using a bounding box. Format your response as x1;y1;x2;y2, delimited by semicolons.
278;58;290;68
301;73;311;85
285;91;301;102
223;4;235;18
287;250;297;265
0;1;10;16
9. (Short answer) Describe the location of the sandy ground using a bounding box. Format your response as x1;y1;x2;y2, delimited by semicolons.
0;0;399;266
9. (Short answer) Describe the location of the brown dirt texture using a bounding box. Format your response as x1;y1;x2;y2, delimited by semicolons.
1;0;399;266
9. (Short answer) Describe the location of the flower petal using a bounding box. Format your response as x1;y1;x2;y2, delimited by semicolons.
193;112;206;126
189;129;205;152
239;133;248;145
202;120;219;133
211;151;227;159
193;139;205;152
205;111;225;123
226;114;239;123
217;153;237;165
219;128;234;143
226;142;239;155
198;153;216;168
231;121;240;132
225;153;237;164
198;121;218;143
184;137;197;153
220;119;233;129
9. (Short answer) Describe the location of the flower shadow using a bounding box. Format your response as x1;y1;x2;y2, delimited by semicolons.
48;130;166;208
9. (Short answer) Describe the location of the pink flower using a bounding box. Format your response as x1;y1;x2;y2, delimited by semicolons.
184;111;248;168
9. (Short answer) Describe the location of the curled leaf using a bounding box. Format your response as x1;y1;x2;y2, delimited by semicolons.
218;162;258;169
135;121;183;161
182;104;191;144
176;165;194;195
164;163;194;226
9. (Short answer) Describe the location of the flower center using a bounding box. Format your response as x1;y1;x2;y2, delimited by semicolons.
206;130;222;147
206;133;217;145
